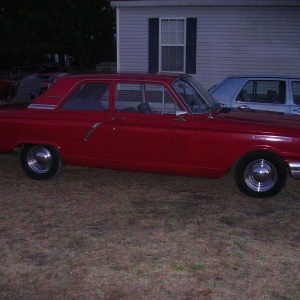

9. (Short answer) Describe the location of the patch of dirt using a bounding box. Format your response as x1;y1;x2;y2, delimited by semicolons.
0;151;300;299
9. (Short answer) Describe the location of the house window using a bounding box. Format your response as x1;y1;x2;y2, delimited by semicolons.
160;19;185;72
149;18;197;74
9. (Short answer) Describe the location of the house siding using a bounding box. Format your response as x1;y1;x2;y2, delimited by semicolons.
115;5;300;88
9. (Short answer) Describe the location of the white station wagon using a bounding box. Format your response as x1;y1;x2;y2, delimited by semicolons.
209;75;300;115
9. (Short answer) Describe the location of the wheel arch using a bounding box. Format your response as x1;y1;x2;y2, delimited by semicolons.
17;140;64;158
230;146;288;171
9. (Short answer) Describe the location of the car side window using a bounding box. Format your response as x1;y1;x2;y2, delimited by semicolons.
61;83;109;111
114;83;178;114
236;80;286;104
292;81;300;105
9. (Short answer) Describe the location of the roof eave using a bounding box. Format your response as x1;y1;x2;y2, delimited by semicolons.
111;0;300;7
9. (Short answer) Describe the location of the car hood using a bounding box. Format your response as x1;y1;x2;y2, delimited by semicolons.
211;107;300;132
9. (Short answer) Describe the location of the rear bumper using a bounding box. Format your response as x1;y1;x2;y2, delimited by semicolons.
288;162;300;180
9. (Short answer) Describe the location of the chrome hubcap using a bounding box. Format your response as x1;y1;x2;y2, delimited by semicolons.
27;146;53;174
244;159;277;192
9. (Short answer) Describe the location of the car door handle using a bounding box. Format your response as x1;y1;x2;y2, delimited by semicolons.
293;108;300;113
110;116;124;121
82;122;103;141
238;105;251;111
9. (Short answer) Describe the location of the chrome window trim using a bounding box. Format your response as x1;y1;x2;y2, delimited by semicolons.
28;104;58;110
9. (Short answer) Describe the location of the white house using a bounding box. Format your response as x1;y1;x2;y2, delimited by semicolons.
110;0;300;88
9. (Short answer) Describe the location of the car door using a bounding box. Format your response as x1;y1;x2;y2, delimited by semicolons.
290;80;300;115
231;79;289;114
103;81;200;175
55;81;111;165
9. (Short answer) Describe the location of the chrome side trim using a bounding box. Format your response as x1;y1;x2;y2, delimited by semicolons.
288;162;300;180
82;122;103;141
46;95;60;99
28;104;58;110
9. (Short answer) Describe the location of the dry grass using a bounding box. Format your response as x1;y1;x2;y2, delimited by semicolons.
0;150;300;299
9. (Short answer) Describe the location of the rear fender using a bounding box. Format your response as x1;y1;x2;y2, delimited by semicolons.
15;140;62;157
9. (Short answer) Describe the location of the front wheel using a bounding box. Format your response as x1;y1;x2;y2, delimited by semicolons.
234;152;287;198
20;144;63;180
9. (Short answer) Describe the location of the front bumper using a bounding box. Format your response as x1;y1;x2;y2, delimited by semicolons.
288;162;300;180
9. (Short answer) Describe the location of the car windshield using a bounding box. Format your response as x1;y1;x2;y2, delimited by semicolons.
172;77;218;114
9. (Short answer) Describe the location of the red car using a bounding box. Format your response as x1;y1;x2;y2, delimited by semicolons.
0;73;300;198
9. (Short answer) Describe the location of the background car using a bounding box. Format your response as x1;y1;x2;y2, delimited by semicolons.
209;75;300;115
0;79;15;103
5;72;68;104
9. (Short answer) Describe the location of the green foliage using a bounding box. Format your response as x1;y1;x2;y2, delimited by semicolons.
0;0;116;70
230;251;246;258
268;233;282;242
173;263;185;271
206;280;222;287
190;263;205;270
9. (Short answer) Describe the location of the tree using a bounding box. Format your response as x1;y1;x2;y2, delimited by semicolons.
0;0;115;71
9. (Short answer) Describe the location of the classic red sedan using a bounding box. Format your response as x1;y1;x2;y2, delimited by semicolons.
0;73;300;198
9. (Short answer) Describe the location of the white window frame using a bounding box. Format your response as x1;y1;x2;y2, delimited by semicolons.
159;18;186;73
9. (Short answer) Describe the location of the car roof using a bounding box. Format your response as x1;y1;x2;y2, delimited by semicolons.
222;74;300;80
28;72;189;109
64;72;189;81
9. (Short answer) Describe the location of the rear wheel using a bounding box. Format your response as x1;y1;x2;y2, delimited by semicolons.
20;144;63;180
234;151;286;198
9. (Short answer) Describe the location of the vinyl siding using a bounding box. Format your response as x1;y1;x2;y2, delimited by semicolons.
117;8;149;72
116;5;300;89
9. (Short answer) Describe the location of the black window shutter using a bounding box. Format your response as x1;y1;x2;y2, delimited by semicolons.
186;18;197;74
148;18;159;73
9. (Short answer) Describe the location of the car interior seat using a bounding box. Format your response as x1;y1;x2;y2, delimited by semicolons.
137;102;153;114
267;90;278;103
239;90;251;102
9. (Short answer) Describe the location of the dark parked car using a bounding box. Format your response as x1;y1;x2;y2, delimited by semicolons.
0;79;15;102
6;72;68;104
0;73;300;198
209;75;300;115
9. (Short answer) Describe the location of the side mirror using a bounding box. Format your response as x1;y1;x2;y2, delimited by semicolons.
174;110;187;122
